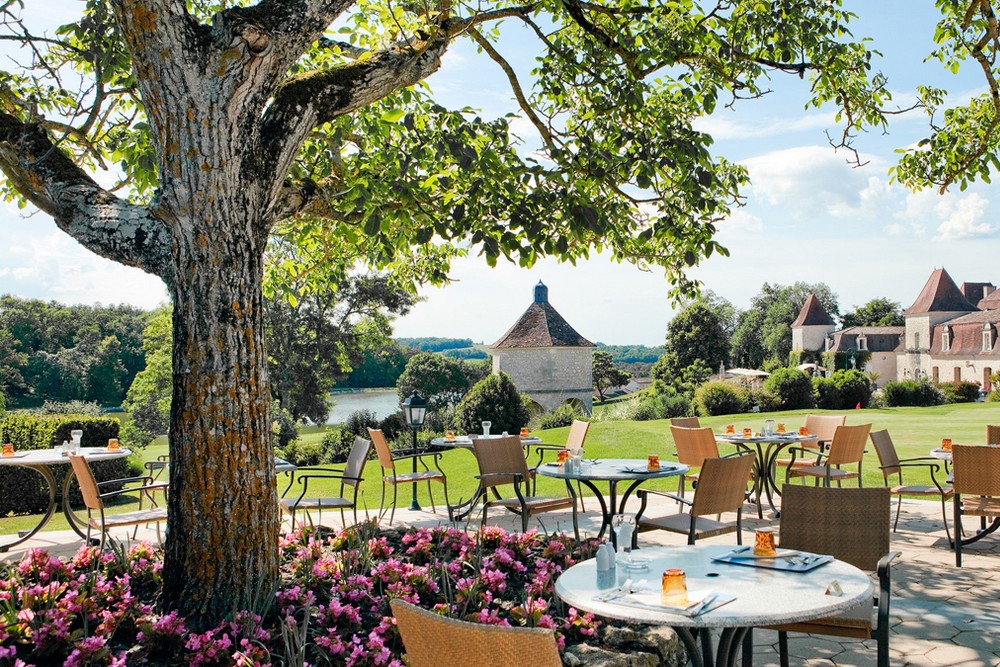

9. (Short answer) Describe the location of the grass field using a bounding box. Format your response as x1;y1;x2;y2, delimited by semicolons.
3;402;999;537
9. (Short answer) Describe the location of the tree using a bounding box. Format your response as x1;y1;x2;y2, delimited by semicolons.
841;298;905;328
265;274;416;423
0;0;946;626
658;302;730;385
592;350;631;402
121;308;173;447
396;353;486;410
454;372;531;436
734;282;839;367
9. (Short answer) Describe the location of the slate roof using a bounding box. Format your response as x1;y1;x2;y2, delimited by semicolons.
791;294;835;327
904;268;978;315
979;290;1000;311
827;326;904;353
491;282;594;349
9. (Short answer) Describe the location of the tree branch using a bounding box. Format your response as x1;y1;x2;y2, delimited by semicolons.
0;111;173;281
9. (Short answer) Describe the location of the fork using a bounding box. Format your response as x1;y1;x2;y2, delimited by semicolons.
594;578;633;602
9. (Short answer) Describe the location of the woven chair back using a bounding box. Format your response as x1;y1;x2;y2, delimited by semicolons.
952;444;1000;496
778;484;889;571
803;414;847;443
69;455;104;511
988;424;1000;445
342;436;372;488
473;436;529;488
670;416;701;429
367;428;395;472
869;429;901;479
565;420;590;453
391;600;562;667
671;426;719;468
825;423;871;466
691;453;755;517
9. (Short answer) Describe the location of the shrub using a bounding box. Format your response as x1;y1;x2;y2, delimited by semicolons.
279;439;327;466
738;385;778;413
763;368;815;410
535;403;587;430
693;381;745;416
344;409;380;437
34;400;104;416
454;372;531;435
883;380;946;407
272;402;299;449
936;380;981;404
832;370;872;409
812;377;842;410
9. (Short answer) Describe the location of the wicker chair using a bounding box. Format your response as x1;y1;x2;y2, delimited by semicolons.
754;484;897;667
773;413;846;473
391;599;562;667
368;428;450;525
473;435;578;539
280;436;371;529
870;429;952;544
635;452;755;545
670;416;701;428
952;444;1000;566
529;419;590;506
987;424;1000;445
68;455;168;549
671;425;720;502
786;423;871;487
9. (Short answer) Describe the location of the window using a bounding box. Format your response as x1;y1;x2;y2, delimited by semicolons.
857;335;868;351
914;332;921;350
932;366;940;383
954;367;962;382
985;368;993;392
984;324;994;352
941;327;950;352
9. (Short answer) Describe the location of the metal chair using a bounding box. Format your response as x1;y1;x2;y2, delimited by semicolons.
635;452;755;545
530;419;590;505
952;444;1000;566
786;423;871;487
671;425;720;502
390;599;562;667
473;435;578;539
754;484;897;667
68;455;168;549
773;413;845;473
279;436;371;529
368;428;450;525
870;429;952;544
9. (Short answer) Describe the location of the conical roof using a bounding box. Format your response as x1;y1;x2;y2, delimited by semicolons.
791;294;835;327
903;268;978;315
491;282;594;349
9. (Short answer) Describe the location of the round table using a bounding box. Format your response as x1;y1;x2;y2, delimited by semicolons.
0;447;132;551
715;433;818;517
536;458;688;543
555;543;873;667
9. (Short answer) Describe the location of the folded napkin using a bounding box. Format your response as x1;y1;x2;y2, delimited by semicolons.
601;587;734;617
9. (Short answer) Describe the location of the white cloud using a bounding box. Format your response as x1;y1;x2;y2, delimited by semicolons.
934;193;994;240
718;208;763;235
695;111;836;141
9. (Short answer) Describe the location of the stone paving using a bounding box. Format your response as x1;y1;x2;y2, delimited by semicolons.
3;492;999;666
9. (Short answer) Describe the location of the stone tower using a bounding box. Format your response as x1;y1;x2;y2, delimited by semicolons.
791;294;837;352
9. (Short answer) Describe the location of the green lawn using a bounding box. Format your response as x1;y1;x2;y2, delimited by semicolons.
3;402;998;538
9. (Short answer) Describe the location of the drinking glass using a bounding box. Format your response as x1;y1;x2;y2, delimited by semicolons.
482;421;492;437
611;514;636;565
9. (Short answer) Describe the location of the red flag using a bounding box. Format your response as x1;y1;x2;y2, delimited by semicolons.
855;402;862;409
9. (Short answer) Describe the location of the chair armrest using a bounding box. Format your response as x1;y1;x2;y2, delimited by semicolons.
636;488;690;506
475;472;525;485
392;450;443;463
887;461;949;488
876;551;901;620
99;481;169;501
97;475;157;488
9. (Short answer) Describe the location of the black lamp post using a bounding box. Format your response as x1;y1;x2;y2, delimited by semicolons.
401;393;428;511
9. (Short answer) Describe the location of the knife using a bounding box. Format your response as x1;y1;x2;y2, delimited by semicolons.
688;593;718;617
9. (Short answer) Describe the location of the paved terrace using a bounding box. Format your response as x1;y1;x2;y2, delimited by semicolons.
3;494;997;667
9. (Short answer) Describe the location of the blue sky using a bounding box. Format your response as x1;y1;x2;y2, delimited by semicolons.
1;2;995;346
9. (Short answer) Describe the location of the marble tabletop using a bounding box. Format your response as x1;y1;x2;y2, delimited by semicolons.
536;458;686;481
0;447;131;466
555;543;873;629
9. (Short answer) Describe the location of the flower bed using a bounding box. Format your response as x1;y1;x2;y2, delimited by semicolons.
0;523;604;666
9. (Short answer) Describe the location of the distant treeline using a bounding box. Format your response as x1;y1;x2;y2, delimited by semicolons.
595;343;665;364
396;337;476;352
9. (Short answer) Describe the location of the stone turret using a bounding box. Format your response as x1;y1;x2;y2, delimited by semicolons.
791;294;837;352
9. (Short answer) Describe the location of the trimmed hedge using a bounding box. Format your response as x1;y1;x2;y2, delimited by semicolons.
694;381;745;416
936;380;981;404
763;368;815;410
0;413;128;516
883;380;946;407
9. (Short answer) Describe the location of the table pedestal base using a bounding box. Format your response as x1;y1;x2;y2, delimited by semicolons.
674;626;750;667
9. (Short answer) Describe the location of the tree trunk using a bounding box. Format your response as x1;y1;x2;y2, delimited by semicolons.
160;231;279;625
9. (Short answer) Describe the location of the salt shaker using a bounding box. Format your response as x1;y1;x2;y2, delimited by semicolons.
596;543;612;571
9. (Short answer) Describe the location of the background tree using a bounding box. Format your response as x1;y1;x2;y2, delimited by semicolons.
454;372;531;435
732;282;839;368
121;308;173;447
0;0;950;626
592;350;631;402
841;298;905;328
396;353;489;410
265;273;416;423
657;302;730;386
338;341;413;389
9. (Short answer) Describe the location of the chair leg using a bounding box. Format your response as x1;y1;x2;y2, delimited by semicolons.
893;493;903;532
778;630;790;667
941;495;952;547
954;495;963;567
378;480;389;523
426;480;436;513
390;483;399;525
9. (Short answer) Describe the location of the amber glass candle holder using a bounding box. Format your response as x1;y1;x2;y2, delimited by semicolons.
777;423;786;434
725;424;735;434
1;444;14;457
556;450;569;465
647;455;660;471
107;438;120;451
520;427;529;437
798;426;809;436
942;438;953;451
661;569;688;605
444;430;456;442
742;428;753;439
753;528;777;557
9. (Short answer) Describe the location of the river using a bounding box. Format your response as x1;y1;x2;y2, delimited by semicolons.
325;388;402;424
